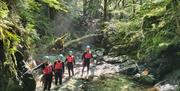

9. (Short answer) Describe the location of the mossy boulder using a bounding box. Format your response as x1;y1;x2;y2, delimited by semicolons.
138;75;156;85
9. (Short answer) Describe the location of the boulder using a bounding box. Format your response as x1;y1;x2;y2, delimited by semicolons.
120;64;139;75
103;55;130;64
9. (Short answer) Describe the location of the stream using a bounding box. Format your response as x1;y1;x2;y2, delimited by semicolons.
34;54;152;91
32;50;179;91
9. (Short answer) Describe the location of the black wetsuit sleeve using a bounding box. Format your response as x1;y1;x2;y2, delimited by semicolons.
53;62;57;71
73;57;76;64
33;63;45;71
51;65;54;72
62;62;65;73
82;52;86;59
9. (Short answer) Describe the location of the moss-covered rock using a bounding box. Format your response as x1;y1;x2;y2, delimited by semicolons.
138;75;156;85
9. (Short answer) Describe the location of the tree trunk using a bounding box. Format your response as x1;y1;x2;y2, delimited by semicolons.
104;0;107;21
140;0;142;5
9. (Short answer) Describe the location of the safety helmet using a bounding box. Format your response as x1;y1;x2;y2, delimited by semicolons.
43;56;49;60
58;54;64;59
59;54;64;58
86;45;91;52
86;45;90;49
68;51;73;55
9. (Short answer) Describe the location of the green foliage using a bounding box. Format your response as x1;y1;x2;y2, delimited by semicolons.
0;1;9;18
0;0;67;90
104;0;180;60
18;0;40;23
17;0;67;36
83;0;102;18
25;23;40;45
137;0;171;17
18;0;48;34
42;0;67;12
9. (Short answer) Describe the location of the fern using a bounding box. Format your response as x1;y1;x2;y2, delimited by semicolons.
0;1;9;18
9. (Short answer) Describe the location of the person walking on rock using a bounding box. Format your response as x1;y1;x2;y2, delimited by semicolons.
42;62;53;91
66;51;75;77
81;45;93;77
58;54;65;75
54;58;63;85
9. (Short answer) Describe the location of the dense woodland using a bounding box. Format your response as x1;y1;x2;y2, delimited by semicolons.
0;0;180;91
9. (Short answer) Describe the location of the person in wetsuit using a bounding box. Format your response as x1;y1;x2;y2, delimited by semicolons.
81;45;93;77
65;51;75;77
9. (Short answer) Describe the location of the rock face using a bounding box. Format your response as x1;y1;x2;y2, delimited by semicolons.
102;55;140;76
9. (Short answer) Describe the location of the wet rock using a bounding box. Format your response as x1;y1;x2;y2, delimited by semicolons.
102;55;142;76
95;63;119;76
103;55;130;64
120;64;139;75
92;77;99;81
159;84;177;91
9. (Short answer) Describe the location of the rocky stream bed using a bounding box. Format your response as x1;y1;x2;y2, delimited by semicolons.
34;54;178;91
